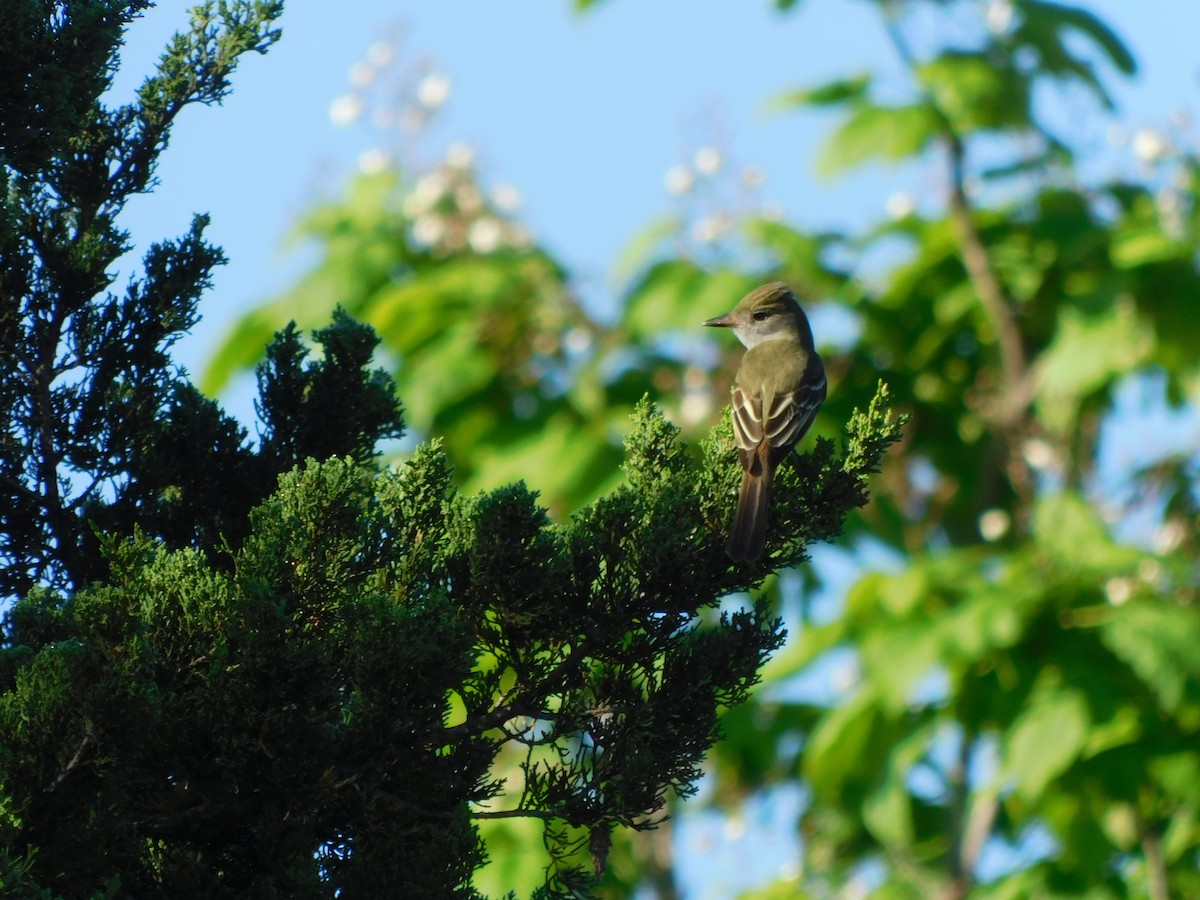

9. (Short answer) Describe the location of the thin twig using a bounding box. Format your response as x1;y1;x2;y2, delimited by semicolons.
1143;829;1170;900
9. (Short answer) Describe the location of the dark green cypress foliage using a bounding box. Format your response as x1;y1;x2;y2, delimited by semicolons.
0;4;903;896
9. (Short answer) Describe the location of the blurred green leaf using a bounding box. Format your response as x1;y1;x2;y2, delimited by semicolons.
1034;303;1153;433
1011;0;1136;109
1110;226;1185;268
768;73;871;111
1004;685;1090;804
805;690;884;801
622;262;755;339
1032;492;1139;574
817;103;940;177
918;52;1030;134
1100;601;1200;716
609;214;682;289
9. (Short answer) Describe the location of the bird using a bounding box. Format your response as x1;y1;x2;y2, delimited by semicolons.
703;282;826;563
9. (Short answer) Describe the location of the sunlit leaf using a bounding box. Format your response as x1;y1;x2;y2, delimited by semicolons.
804;689;881;801
1110;226;1185;268
1034;303;1154;433
918;52;1031;134
768;73;871;111
1003;685;1090;803
1022;1;1136;74
1100;601;1200;715
609;215;682;289
1031;492;1139;573
816;103;940;178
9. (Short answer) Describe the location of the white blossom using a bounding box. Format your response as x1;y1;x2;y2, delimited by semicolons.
693;146;723;176
664;164;695;196
1104;577;1134;606
416;72;452;110
445;142;475;170
564;327;592;354
366;41;394;67
886;191;916;219
1154;519;1186;554
468;217;503;254
1022;438;1059;472
357;148;390;175
1133;128;1170;164
328;93;364;127
985;0;1014;35
690;213;731;243
740;164;766;189
404;171;449;217
348;61;375;89
491;183;522;212
454;183;484;215
412;215;447;248
978;509;1011;542
502;222;533;250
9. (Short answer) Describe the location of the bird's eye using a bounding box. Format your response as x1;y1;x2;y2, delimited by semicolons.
752;310;772;321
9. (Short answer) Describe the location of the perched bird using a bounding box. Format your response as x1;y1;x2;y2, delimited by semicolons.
704;282;826;562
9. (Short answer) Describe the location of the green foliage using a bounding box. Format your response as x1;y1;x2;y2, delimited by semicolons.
150;0;1200;896
0;383;899;894
0;1;407;603
0;5;907;896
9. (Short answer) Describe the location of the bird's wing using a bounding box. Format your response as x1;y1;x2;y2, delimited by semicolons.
731;370;826;468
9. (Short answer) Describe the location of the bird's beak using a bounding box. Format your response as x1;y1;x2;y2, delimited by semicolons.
703;312;736;328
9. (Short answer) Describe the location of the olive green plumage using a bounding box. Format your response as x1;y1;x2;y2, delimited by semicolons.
704;282;826;562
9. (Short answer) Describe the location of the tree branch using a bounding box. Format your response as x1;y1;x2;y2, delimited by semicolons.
944;133;1034;426
1143;828;1170;900
435;637;595;743
882;9;1033;427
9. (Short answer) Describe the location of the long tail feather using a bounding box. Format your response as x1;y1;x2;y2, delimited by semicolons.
726;464;773;563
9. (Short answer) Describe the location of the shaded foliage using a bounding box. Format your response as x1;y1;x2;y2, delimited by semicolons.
211;1;1200;896
0;3;905;897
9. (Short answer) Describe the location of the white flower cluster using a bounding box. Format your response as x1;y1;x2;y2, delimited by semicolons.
329;33;536;257
328;33;457;174
662;144;777;249
403;143;533;256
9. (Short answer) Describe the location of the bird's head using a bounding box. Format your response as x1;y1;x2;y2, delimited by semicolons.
703;281;813;350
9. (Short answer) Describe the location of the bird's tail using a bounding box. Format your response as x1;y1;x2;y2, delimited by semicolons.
726;463;773;563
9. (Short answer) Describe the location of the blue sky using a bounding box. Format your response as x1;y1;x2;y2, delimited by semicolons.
108;2;1199;894
112;1;1199;419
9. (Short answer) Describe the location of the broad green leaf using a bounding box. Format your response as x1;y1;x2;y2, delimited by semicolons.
863;720;937;849
1034;303;1153;433
1003;685;1090;804
609;214;682;289
1012;1;1135;110
399;325;496;427
768;73;871;111
620;260;705;339
1110;226;1185;268
1100;601;1200;716
1081;703;1140;758
1022;1;1136;75
1031;491;1138;574
1148;753;1200;808
860;623;940;711
202;306;286;395
804;689;881;801
918;52;1031;134
816;103;940;178
863;770;914;849
763;622;847;681
621;262;754;339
